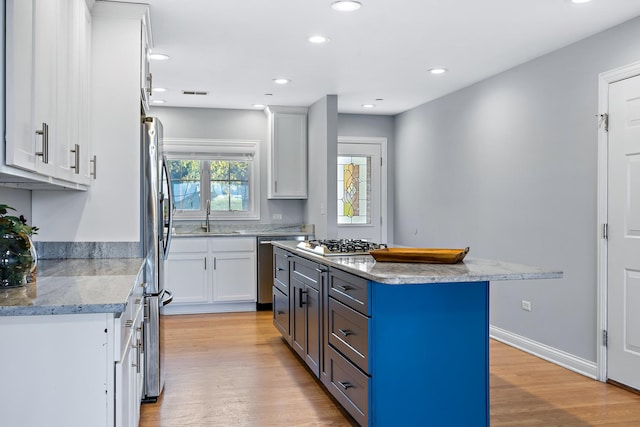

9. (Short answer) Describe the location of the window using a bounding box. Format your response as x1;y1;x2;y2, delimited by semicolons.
170;160;201;211
337;155;371;225
165;139;260;220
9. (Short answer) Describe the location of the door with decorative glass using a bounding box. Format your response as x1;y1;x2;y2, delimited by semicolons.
337;140;385;243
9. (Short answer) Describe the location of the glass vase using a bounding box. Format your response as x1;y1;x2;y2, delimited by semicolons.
0;232;37;288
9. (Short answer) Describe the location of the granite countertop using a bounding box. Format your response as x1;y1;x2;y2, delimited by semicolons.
0;258;144;316
172;222;314;238
272;241;562;285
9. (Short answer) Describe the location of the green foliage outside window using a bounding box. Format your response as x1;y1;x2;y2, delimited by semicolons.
168;160;201;210
210;161;249;211
168;158;251;214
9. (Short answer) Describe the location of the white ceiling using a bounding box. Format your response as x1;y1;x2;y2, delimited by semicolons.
137;0;640;115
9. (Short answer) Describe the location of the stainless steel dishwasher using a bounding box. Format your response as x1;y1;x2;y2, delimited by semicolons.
257;235;311;310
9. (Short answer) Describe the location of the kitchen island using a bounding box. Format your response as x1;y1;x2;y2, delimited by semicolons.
271;241;562;427
0;258;145;427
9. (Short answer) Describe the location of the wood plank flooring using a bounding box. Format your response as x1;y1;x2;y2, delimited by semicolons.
140;311;640;426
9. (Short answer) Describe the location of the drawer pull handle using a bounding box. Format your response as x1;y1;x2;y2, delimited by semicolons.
70;144;80;174
335;285;352;292
277;310;285;315
125;320;133;327
315;267;328;273
35;122;49;164
299;288;308;308
276;267;286;271
338;381;354;390
338;328;353;337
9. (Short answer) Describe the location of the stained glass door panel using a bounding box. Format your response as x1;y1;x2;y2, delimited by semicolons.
338;156;370;224
337;141;383;243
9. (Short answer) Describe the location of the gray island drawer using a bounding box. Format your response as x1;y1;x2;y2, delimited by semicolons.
273;247;291;295
328;298;369;374
329;268;369;316
327;345;369;427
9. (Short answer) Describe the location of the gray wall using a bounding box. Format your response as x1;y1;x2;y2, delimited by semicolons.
306;96;338;239
338;113;396;244
394;16;640;362
0;188;31;222
151;106;305;225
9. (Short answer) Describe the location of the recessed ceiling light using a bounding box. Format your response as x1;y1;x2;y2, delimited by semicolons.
153;87;167;92
428;68;448;75
151;99;166;104
362;104;375;108
252;104;266;108
308;35;330;44
331;1;362;12
149;53;170;61
273;78;291;85
570;0;591;3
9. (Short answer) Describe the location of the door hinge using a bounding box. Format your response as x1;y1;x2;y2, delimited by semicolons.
380;157;383;167
603;223;608;240
598;113;609;132
603;329;608;347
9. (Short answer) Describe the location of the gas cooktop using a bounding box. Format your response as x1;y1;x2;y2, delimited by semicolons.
296;239;387;256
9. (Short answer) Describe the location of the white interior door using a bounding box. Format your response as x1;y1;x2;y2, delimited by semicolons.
607;73;640;390
337;139;386;243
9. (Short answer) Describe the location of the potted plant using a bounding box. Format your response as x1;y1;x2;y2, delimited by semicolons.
0;204;38;288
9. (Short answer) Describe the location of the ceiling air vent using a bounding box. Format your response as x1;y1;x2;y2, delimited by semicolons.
182;90;209;96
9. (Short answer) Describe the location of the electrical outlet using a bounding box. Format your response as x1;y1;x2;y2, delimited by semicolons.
272;213;283;220
521;300;532;311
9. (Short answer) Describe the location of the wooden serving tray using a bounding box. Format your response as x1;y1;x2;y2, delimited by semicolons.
369;247;470;264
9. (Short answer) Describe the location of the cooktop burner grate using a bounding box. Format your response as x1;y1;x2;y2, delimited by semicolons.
297;239;387;256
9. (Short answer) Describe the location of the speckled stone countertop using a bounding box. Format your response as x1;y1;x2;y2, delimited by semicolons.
272;241;562;285
172;222;314;238
0;258;144;316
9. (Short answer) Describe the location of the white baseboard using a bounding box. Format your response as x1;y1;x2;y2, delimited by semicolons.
162;302;257;315
490;325;598;380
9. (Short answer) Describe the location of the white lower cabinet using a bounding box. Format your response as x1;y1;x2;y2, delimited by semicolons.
0;314;113;427
164;237;257;314
210;238;256;306
115;293;145;427
165;238;210;305
0;310;144;427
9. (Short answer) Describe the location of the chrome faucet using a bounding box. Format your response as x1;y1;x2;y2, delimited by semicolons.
202;199;211;232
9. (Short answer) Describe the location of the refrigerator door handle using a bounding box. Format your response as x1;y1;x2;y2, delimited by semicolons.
161;155;174;260
161;289;174;306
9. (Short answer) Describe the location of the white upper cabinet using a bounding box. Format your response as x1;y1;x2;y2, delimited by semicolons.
266;106;308;199
3;0;93;189
57;0;93;185
5;0;47;174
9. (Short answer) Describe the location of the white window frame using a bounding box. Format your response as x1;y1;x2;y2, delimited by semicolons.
164;138;260;221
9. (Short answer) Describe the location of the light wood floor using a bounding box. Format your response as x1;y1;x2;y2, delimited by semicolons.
140;311;640;426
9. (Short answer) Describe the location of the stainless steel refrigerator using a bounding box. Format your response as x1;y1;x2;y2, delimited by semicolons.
141;116;174;402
